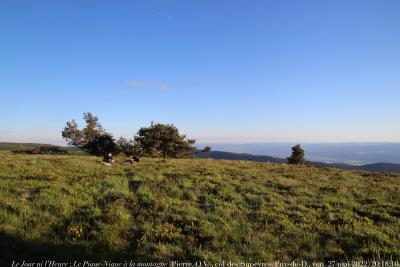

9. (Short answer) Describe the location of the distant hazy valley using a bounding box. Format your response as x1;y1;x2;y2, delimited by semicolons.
198;142;400;165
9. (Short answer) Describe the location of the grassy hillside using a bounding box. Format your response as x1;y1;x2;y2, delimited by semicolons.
0;154;400;264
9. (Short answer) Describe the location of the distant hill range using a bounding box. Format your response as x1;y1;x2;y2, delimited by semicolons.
0;142;48;151
2;142;400;174
195;150;400;174
195;150;286;163
0;142;79;152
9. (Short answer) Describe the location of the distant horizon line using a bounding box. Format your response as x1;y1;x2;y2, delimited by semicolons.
197;141;400;144
2;140;400;147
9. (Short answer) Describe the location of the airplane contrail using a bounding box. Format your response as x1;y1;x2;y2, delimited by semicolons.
153;10;176;20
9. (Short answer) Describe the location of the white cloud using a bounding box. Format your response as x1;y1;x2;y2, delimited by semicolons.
125;80;170;91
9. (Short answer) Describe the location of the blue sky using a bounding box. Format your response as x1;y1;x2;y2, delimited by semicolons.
1;0;399;145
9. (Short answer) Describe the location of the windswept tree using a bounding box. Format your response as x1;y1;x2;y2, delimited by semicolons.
62;112;117;156
134;122;195;158
116;137;141;156
83;134;117;156
287;144;306;165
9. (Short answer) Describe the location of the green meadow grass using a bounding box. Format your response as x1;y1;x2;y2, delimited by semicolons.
0;153;399;263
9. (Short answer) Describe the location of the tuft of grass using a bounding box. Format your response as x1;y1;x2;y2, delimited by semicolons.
0;153;400;263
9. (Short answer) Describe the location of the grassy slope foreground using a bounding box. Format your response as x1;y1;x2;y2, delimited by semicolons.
0;154;400;264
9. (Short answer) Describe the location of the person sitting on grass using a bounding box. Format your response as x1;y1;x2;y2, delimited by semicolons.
103;152;115;164
124;155;140;164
